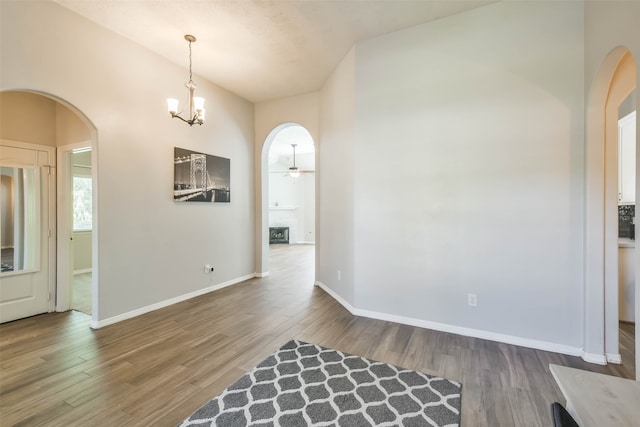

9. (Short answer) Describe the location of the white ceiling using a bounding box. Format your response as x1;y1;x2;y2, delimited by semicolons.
54;0;495;103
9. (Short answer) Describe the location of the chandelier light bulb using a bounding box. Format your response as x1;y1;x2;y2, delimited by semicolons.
167;98;179;115
193;97;205;113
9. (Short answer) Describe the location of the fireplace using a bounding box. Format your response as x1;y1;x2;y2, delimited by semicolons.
269;227;289;244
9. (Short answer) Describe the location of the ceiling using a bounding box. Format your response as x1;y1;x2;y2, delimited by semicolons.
269;125;315;171
54;0;495;103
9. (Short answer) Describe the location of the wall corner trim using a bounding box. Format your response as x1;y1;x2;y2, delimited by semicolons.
315;281;584;359
90;273;256;329
255;272;270;278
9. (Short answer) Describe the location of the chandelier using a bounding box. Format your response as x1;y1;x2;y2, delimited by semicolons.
167;35;205;126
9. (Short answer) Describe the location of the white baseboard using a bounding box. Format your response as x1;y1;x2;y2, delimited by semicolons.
582;352;608;365
90;273;255;329
255;272;270;278
314;281;584;359
73;268;92;275
606;353;622;364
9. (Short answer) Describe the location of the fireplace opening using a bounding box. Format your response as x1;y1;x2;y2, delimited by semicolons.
269;227;289;244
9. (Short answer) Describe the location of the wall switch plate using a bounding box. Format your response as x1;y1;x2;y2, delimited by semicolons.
338;270;341;281
468;293;477;307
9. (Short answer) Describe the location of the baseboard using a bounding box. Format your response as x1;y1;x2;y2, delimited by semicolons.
314;281;584;358
90;273;256;329
582;352;608;365
606;353;622;364
73;268;92;275
315;281;356;313
255;272;270;278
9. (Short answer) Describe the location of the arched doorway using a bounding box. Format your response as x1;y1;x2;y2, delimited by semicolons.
260;123;315;276
585;47;637;378
0;90;98;324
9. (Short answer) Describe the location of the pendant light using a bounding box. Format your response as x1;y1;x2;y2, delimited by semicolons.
289;144;300;178
167;35;205;126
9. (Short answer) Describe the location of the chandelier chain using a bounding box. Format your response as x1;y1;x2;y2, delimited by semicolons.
188;40;193;83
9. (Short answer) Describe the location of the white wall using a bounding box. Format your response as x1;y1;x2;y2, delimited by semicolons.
319;2;586;350
1;1;255;322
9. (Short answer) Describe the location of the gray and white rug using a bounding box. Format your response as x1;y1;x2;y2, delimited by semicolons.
178;339;462;427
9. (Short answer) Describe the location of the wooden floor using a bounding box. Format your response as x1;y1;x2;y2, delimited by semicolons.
0;244;635;426
71;273;92;316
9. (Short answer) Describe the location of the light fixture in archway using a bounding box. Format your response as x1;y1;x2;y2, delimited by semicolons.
289;144;300;177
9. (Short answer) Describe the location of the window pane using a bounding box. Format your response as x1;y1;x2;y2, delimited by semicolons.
73;176;92;231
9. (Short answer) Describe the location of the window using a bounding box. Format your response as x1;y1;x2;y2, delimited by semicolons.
73;176;92;231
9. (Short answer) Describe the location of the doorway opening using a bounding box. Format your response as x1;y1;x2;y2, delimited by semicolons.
68;147;93;315
261;123;316;278
0;90;97;325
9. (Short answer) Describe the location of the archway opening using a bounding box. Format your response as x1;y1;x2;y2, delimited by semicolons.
0;90;98;324
260;123;315;278
585;47;637;378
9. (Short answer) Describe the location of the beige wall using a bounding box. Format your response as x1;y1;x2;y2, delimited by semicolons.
0;91;91;146
73;231;92;272
57;102;92;145
0;92;56;145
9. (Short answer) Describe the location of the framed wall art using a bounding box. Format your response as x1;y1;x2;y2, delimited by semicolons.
173;147;230;203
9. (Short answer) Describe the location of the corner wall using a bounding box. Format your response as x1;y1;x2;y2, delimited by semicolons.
318;48;356;305
317;1;587;352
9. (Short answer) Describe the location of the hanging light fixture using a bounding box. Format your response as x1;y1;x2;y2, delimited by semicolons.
289;144;300;178
167;34;205;126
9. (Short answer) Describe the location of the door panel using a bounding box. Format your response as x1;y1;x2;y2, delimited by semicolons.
1;142;53;323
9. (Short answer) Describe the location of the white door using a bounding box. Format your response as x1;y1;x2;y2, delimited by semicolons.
0;140;55;323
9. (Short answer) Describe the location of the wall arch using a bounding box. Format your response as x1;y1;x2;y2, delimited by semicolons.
0;89;99;322
584;47;637;368
258;122;316;275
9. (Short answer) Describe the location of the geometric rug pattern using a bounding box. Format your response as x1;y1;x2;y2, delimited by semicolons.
178;339;462;427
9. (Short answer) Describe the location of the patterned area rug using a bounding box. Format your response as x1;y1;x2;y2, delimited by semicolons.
178;340;462;427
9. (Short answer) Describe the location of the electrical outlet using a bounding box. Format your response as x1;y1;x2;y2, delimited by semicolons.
468;293;477;307
338;270;341;281
204;264;214;273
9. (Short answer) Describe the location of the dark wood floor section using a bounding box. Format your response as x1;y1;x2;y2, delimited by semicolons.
0;244;636;426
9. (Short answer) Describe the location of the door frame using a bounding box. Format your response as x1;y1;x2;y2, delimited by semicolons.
56;142;95;319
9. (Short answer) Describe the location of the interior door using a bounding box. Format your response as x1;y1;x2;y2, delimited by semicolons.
1;141;54;323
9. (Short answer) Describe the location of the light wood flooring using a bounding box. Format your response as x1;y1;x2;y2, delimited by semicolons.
0;244;636;426
71;273;92;316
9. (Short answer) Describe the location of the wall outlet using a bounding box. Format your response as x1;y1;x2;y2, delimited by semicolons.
204;264;214;273
338;270;341;281
468;293;477;307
